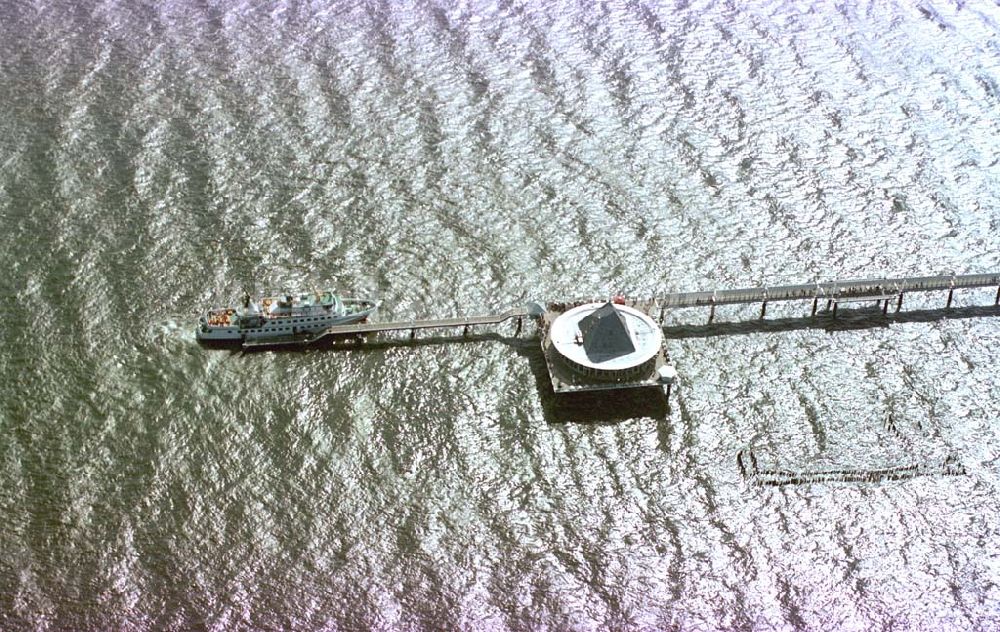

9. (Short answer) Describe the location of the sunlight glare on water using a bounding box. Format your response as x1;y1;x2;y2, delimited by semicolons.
0;0;999;629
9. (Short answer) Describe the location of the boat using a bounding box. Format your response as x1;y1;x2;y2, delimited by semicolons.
196;290;377;344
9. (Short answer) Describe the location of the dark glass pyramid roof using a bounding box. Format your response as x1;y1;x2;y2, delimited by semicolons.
578;302;635;362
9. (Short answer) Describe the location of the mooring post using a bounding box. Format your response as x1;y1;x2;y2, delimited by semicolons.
896;292;904;313
811;296;818;317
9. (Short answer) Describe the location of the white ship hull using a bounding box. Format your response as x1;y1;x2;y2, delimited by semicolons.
196;292;376;344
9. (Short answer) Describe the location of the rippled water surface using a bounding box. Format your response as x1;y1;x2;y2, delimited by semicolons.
2;1;1000;629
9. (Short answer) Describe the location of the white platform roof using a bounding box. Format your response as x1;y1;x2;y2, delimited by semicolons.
550;303;663;371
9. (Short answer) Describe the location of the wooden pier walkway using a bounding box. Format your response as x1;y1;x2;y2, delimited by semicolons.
617;272;1000;323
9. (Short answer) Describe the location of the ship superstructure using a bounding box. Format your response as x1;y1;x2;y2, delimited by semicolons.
197;290;376;343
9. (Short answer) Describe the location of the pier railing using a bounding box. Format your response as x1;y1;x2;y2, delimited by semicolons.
614;272;1000;322
644;273;1000;309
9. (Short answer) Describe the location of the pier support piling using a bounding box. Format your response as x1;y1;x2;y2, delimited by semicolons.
947;288;954;309
811;297;818;317
759;301;767;320
515;317;522;336
708;304;716;324
882;299;889;315
896;292;904;313
410;329;416;340
832;302;838;319
996;286;999;306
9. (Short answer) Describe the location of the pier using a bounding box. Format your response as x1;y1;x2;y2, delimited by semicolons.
614;272;1000;323
241;272;999;395
233;272;997;484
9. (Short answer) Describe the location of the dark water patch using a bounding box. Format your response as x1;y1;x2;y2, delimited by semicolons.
916;5;952;30
634;1;665;39
605;52;636;122
413;88;446;184
796;392;826;452
368;0;399;69
524;32;559;101
422;0;476;67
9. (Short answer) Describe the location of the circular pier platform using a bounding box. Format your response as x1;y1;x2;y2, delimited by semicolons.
549;302;663;381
